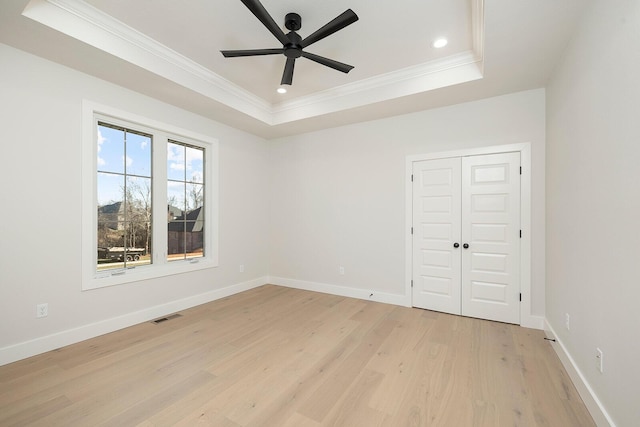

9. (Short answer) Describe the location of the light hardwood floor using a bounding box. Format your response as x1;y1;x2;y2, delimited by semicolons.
0;285;594;426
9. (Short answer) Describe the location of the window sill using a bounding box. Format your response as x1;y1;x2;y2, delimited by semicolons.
82;257;218;291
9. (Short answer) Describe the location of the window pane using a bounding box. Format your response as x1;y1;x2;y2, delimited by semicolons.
186;183;203;211
167;181;185;212
190;220;204;259
128;222;151;266
97;213;123;247
125;176;152;261
167;219;186;260
184;221;203;258
97;124;124;174
186;146;204;183
97;221;126;271
126;176;152;224
97;172;124;207
167;142;185;181
97;172;124;271
126;132;152;177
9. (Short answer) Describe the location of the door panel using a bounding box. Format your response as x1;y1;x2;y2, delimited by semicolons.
471;252;508;272
461;152;520;324
412;158;461;315
471;193;509;212
471;224;507;243
469;280;508;302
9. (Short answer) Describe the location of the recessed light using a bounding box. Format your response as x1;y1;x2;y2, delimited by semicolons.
277;87;287;94
433;38;448;48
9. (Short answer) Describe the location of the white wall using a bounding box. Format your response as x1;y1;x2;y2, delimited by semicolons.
268;89;546;320
546;1;640;425
0;44;270;364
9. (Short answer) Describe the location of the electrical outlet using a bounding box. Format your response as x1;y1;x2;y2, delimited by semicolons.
239;264;245;273
339;266;345;275
36;303;48;318
565;313;570;331
596;348;603;373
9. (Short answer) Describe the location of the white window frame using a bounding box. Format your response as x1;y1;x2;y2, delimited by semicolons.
82;100;219;290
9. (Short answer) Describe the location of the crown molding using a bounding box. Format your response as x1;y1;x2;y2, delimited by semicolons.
22;0;485;127
271;51;482;124
23;0;273;123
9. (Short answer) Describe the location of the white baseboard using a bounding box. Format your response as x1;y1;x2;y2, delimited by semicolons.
544;319;615;427
0;276;546;368
269;276;408;306
0;276;267;367
270;277;544;331
520;314;544;330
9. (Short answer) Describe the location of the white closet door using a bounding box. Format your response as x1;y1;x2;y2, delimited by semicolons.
461;152;521;324
412;157;462;315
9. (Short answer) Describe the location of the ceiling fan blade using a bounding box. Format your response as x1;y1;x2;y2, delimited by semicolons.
281;57;296;85
239;0;290;46
221;48;284;57
301;51;354;73
300;9;359;48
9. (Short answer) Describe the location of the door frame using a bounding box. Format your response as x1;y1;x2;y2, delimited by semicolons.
405;142;533;327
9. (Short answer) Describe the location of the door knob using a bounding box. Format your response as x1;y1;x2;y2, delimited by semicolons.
453;243;460;248
463;243;469;249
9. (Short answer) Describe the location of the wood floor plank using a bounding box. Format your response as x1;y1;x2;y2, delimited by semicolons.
97;371;215;427
296;308;397;422
367;307;435;416
0;395;72;427
0;285;595;426
279;412;321;427
321;368;386;427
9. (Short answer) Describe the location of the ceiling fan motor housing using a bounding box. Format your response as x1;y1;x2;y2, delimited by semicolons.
285;13;301;31
284;30;302;58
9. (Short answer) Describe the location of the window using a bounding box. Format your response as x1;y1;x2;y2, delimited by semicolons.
82;102;218;290
167;141;205;262
97;123;153;271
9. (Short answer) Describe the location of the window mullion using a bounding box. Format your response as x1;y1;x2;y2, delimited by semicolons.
153;131;169;266
123;129;128;264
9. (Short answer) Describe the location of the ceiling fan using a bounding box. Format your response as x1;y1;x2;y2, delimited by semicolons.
221;0;359;86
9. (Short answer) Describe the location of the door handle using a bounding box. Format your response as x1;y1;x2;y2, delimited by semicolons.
453;242;460;248
463;243;469;249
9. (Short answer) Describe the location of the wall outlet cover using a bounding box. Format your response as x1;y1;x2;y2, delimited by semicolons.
37;303;48;318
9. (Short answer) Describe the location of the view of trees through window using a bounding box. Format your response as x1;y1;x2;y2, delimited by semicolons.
96;122;205;272
96;122;152;271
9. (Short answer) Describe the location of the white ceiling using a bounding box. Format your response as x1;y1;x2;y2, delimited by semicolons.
0;0;587;138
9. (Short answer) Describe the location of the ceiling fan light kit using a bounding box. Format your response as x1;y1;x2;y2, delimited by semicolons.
221;0;358;87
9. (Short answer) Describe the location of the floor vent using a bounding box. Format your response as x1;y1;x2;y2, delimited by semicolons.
151;313;182;324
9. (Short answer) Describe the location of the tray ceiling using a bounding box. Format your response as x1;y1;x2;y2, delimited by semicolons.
0;0;587;138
